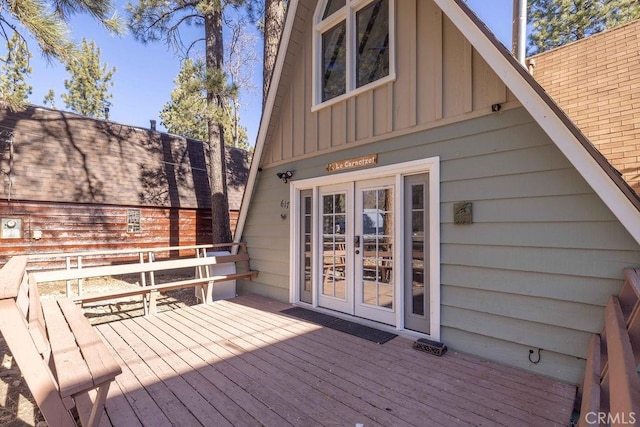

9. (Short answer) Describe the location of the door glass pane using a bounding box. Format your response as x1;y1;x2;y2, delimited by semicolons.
360;187;393;309
356;0;389;88
299;192;313;304
410;184;425;316
322;194;347;300
404;175;429;334
322;22;347;101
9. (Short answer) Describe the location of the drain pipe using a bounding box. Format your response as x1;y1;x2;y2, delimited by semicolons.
512;0;527;65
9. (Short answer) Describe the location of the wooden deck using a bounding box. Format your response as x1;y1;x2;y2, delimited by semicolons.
95;295;576;426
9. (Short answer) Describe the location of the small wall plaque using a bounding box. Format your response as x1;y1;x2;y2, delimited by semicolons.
326;154;378;172
454;202;473;224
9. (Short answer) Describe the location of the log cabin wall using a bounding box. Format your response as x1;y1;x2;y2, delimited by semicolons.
0;200;241;267
0;106;248;267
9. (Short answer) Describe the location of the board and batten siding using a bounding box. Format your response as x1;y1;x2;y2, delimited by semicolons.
241;107;640;383
261;0;514;168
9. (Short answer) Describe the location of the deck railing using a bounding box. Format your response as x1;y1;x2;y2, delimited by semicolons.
25;243;238;297
578;268;640;426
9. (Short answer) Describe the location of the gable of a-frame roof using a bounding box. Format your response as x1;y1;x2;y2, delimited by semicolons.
236;0;640;246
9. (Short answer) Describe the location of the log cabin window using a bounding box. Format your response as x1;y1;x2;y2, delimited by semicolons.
127;209;141;233
313;0;395;108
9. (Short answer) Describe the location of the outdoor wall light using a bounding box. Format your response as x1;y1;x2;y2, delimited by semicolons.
277;170;294;183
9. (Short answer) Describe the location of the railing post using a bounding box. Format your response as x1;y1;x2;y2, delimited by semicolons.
142;251;156;316
77;256;83;296
139;252;147;288
65;257;71;297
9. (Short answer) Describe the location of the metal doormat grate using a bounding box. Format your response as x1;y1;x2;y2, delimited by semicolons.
280;307;397;344
413;338;447;357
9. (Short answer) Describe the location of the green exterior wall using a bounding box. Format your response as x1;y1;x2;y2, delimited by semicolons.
239;107;640;383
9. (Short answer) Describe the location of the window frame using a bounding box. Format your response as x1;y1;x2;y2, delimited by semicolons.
126;209;141;233
312;0;396;111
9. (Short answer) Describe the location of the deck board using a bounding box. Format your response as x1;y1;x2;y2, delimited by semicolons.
213;297;552;425
95;295;576;426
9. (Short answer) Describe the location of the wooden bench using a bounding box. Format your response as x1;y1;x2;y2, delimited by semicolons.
31;242;259;315
577;268;640;426
0;256;122;427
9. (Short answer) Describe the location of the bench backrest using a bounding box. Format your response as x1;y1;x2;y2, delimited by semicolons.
578;268;640;425
0;256;49;355
32;252;251;283
0;256;76;425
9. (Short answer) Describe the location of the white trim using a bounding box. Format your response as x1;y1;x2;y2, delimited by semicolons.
310;74;396;113
428;159;441;341
394;173;403;328
312;0;396;108
432;0;640;244
290;157;441;340
288;183;298;303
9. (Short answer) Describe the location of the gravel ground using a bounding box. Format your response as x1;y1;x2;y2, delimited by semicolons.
0;273;198;426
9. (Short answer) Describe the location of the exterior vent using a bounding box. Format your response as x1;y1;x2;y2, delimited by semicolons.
413;338;447;357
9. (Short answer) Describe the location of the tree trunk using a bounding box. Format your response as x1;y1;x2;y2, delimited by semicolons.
263;0;286;105
205;9;233;245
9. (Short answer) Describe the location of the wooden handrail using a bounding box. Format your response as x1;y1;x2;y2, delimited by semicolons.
605;297;640;417
0;256;28;299
32;253;250;283
25;243;239;261
578;269;640;426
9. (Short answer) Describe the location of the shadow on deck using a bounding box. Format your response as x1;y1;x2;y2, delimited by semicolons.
96;295;576;426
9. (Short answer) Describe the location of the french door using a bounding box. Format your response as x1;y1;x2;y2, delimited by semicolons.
293;157;440;338
317;178;396;325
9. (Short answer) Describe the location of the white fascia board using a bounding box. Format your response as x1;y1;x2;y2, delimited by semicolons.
234;0;301;248
432;0;640;244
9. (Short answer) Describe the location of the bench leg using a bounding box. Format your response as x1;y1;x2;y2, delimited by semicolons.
87;383;110;427
204;282;213;304
75;383;111;427
148;290;158;315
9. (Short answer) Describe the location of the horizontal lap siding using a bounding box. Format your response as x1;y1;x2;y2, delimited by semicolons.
436;113;639;383
244;107;640;383
238;173;291;301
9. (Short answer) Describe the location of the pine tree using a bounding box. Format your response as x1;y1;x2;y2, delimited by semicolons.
127;0;253;244
528;0;640;54
61;39;115;119
160;58;250;149
0;0;122;63
161;59;208;141
0;33;32;111
263;0;286;104
43;89;56;108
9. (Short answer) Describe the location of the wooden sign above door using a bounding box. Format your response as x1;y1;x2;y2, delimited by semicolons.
326;154;378;173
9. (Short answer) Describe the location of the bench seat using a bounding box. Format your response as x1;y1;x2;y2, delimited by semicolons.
0;256;121;427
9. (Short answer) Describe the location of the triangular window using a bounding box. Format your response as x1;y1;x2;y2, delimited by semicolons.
322;0;345;19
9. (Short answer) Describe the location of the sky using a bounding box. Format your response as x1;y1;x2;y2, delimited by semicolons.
5;0;515;147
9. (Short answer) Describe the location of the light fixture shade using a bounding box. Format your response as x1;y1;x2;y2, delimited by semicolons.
277;170;294;183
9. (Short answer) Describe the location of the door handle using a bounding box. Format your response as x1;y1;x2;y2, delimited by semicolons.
354;235;360;254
